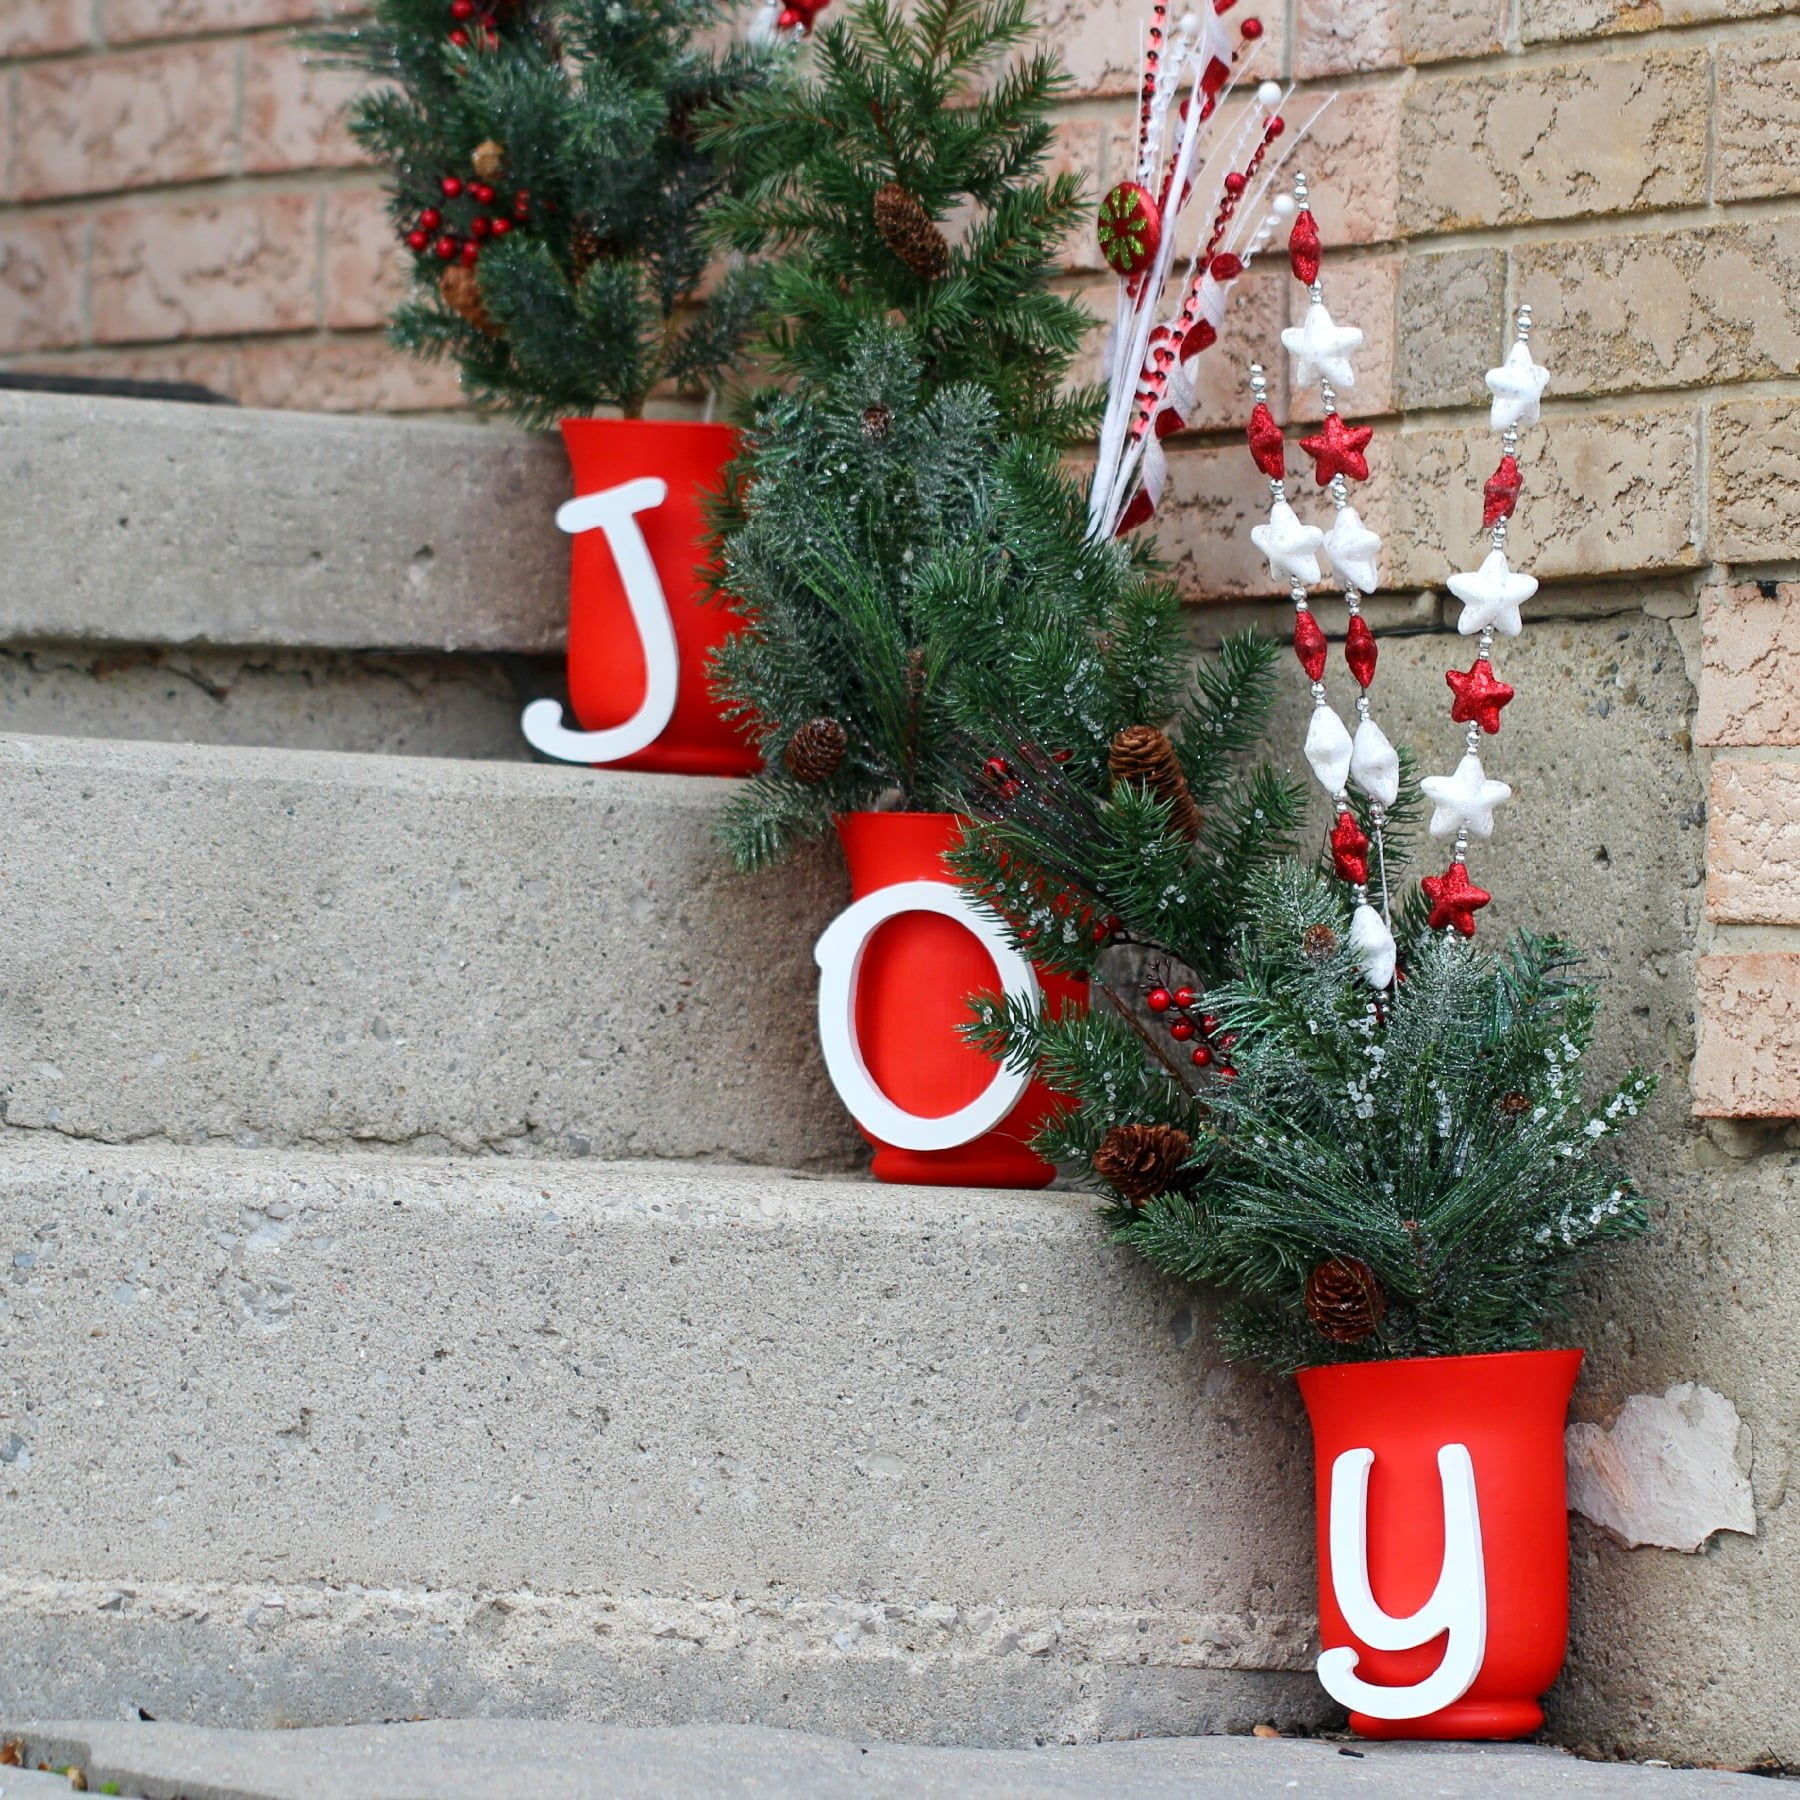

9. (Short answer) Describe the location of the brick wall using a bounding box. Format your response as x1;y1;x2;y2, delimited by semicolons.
2;0;1796;1117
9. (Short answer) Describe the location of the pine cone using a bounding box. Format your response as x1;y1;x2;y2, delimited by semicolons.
1109;725;1202;841
1302;923;1338;963
1498;1090;1532;1118
873;182;950;281
470;139;506;181
784;717;848;784
1092;1123;1191;1206
1303;1257;1387;1344
570;223;606;279
862;403;893;441
439;264;499;336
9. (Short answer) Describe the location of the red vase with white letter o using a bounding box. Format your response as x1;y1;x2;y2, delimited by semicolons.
814;811;1085;1188
520;418;759;777
1296;1347;1583;1741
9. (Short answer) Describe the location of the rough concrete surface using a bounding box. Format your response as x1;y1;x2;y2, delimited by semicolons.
0;1722;1777;1800
0;644;559;762
0;735;860;1169
0;392;568;654
0;1139;1321;1744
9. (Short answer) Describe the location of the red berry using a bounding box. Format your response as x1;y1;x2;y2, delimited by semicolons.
1173;986;1196;1010
998;779;1022;801
1217;1032;1238;1051
1218;1065;1238;1082
1240;15;1263;36
419;208;442;231
1201;1015;1218;1034
1146;988;1172;1014
1170;1019;1196;1042
481;24;497;43
406;228;430;252
434;234;458;260
450;0;475;14
470;182;495;205
470;216;490;239
1267;116;1286;137
1223;171;1247;196
1191;1045;1212;1067
448;27;469;44
460;240;480;265
441;176;464;198
983;756;1010;782
513;189;529;206
489;216;511;236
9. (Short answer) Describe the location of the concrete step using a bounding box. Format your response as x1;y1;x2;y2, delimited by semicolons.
0;733;855;1170
0;1139;1319;1745
0;1722;1769;1800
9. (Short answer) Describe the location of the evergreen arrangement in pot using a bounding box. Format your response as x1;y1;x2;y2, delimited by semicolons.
958;212;1657;1734
317;0;777;774
704;0;1301;1184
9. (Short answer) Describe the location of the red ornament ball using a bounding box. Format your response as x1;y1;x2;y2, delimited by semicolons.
1170;1018;1196;1042
1267;115;1285;137
1223;171;1247;196
1241;16;1263;36
434;234;458;260
470;216;490;239
1209;251;1244;282
1173;986;1197;1010
1097;181;1163;278
470;182;496;205
1147;987;1173;1013
441;176;464;197
1191;1044;1213;1067
419;207;442;231
406;228;430;252
490;216;511;236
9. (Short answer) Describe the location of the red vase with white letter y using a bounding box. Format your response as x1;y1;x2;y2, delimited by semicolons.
1296;1347;1583;1741
521;418;759;777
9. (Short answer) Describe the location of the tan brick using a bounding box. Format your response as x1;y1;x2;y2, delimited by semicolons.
1285;253;1396;423
1692;953;1800;1117
1294;85;1402;249
1052;0;1287;102
322;186;410;331
242;39;370;176
1517;219;1800;400
14;42;239;203
1716;31;1800;205
1395;247;1504;411
1707;761;1800;926
98;0;316;44
91;193;319;343
0;214;87;353
1399;48;1709;234
1696;584;1800;749
236;335;467;411
1387;405;1701;587
0;0;90;57
1709;398;1800;564
1295;0;1505;77
1045;117;1106;275
1522;0;1792;46
0;75;13;204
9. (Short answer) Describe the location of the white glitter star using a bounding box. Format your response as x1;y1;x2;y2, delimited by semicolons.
1422;751;1513;840
1251;499;1325;586
1485;338;1551;432
1322;505;1381;594
1280;301;1364;391
1448;548;1537;637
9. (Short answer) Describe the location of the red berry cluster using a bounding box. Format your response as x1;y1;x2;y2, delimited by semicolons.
402;179;530;268
1145;983;1238;1078
445;0;503;49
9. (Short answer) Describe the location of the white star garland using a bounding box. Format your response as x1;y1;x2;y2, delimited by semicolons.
1252;499;1326;585
1447;547;1537;638
1422;752;1512;840
1485;336;1551;432
1281;299;1363;391
1322;505;1381;594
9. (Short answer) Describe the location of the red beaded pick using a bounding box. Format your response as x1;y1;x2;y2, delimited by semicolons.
1421;861;1492;937
1097;181;1163;278
1293;609;1328;682
1246;402;1286;479
1201;54;1230;96
1299;413;1374;486
1209;251;1244;282
1483;454;1523;528
1113;488;1155;536
1330;810;1370;886
1182;318;1218;359
1154;405;1186;440
1288;208;1322;285
1344;614;1378;689
1446;658;1516;734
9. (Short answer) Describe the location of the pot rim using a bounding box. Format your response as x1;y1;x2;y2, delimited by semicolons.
1295;1344;1585;1382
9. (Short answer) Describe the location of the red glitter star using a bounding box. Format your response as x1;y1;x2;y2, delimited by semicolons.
1482;454;1523;528
1330;809;1370;886
1298;412;1373;486
1421;860;1492;937
1445;657;1516;735
1246;402;1286;479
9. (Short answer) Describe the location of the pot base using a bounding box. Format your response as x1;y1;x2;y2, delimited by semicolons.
1351;1699;1543;1742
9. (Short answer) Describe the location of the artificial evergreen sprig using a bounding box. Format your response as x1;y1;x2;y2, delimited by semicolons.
315;0;774;424
702;0;1099;442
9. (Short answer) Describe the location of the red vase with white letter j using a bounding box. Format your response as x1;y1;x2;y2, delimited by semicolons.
521;418;759;777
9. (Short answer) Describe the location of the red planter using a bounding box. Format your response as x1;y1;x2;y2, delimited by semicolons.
521;417;759;777
816;811;1086;1188
1296;1347;1583;1741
